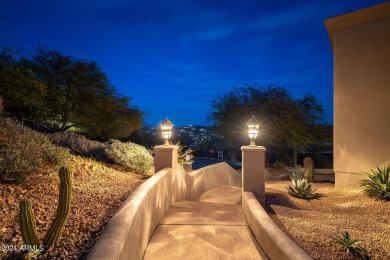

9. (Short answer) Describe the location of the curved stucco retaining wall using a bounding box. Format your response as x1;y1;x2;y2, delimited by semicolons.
87;162;241;260
185;162;241;200
242;192;312;260
86;167;185;260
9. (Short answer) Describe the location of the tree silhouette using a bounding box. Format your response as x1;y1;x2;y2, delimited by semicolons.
208;83;331;166
0;48;142;139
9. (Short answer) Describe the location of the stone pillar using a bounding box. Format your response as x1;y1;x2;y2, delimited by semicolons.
154;145;178;173
241;146;266;203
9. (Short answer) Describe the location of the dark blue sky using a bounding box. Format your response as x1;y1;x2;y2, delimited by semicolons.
0;0;386;126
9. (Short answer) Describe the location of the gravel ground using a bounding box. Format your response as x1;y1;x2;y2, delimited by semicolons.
265;178;390;260
0;156;146;259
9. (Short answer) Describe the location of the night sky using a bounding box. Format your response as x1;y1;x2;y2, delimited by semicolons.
1;0;386;126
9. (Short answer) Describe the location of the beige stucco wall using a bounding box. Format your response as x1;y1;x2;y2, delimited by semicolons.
242;192;312;260
87;162;241;260
325;2;390;186
185;162;241;200
86;168;185;260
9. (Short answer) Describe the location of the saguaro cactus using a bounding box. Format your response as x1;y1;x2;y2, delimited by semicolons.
43;166;72;248
19;200;39;247
19;166;72;252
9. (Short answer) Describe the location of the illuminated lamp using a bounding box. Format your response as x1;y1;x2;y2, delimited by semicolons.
160;118;173;145
246;115;260;146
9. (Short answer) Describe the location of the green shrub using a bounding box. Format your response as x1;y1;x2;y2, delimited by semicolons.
333;231;369;259
360;165;390;200
0;117;71;183
285;172;321;199
47;131;108;161
105;140;153;174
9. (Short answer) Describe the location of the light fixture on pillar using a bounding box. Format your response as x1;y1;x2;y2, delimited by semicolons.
160;118;173;145
246;115;260;147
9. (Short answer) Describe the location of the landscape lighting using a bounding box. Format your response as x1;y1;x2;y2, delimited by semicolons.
246;115;260;146
160;118;173;145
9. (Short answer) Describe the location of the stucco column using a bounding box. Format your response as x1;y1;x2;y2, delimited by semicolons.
154;145;178;173
241;146;266;203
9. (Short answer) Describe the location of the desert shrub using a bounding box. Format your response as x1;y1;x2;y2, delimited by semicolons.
105;140;153;174
360;165;390;200
0;117;71;183
273;159;286;169
175;141;194;165
47;131;108;161
285;172;321;199
333;231;369;259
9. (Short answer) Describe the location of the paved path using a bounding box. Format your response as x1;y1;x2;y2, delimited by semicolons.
143;185;268;260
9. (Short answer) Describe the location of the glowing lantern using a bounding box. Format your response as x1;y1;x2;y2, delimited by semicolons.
246;115;260;146
160;118;173;145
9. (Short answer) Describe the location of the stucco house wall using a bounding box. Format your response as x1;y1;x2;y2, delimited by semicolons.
325;2;390;187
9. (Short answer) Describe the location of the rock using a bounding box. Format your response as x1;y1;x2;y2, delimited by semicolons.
74;170;82;178
35;217;45;226
7;186;15;193
14;186;22;194
7;197;14;204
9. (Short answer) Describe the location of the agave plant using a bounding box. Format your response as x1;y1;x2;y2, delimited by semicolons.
360;165;390;200
285;172;321;199
334;231;369;259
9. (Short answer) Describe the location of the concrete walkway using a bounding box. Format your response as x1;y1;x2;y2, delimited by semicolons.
143;185;268;260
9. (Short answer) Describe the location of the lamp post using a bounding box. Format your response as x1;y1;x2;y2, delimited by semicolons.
160;118;173;145
246;115;261;146
242;115;266;203
154;118;178;173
